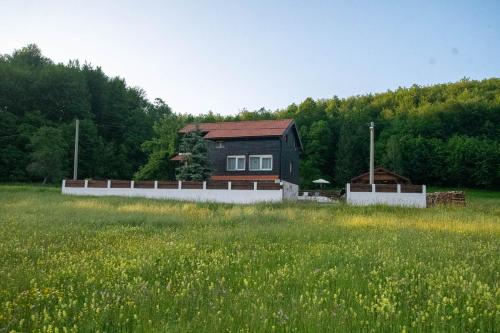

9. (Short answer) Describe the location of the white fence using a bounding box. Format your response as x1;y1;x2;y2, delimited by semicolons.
346;183;426;208
62;179;298;204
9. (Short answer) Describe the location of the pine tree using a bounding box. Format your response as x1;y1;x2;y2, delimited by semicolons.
175;126;211;181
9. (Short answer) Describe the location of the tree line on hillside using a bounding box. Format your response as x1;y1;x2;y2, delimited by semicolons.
1;45;499;188
0;44;170;182
138;79;500;189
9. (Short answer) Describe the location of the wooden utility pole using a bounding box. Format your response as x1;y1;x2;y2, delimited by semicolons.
369;122;375;184
73;119;79;180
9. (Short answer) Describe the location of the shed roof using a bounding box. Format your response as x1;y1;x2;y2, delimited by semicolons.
350;167;411;184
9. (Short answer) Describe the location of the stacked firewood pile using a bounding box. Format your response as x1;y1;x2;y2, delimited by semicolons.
427;191;466;207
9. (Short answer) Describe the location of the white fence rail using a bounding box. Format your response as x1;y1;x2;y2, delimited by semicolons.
62;179;298;204
346;183;426;208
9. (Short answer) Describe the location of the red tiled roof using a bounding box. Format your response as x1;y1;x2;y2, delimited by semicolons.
179;119;294;139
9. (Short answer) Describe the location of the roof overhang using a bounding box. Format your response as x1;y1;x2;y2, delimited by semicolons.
178;119;303;151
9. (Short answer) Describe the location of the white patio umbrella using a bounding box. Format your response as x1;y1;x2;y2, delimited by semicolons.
312;178;330;189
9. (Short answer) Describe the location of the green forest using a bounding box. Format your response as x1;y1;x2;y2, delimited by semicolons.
1;45;499;188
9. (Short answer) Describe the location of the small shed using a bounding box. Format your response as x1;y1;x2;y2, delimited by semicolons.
346;167;426;208
350;167;411;184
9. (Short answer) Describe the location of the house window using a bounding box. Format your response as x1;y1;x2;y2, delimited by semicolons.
227;155;245;171
249;155;273;171
215;141;224;149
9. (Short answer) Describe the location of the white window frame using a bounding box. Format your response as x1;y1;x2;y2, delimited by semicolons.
215;141;224;149
227;155;246;171
249;155;273;171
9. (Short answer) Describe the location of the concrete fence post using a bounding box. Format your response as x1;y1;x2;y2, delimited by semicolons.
254;182;257;190
203;181;206;190
130;180;135;189
62;179;66;188
84;179;88;188
422;185;426;195
228;181;232;190
154;180;158;189
371;184;376;193
178;180;182;190
397;184;401;193
107;180;111;189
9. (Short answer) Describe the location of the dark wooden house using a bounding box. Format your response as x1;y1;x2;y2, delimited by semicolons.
350;167;411;184
171;119;302;184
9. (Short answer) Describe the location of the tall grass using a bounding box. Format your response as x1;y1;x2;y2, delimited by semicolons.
0;185;498;332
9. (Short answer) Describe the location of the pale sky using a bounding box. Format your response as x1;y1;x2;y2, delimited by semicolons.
1;0;499;115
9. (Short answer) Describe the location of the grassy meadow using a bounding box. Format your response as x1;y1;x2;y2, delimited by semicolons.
0;185;498;332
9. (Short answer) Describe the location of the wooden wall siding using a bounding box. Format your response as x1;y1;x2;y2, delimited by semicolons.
157;181;178;189
181;181;204;189
375;184;398;193
279;126;300;185
350;184;373;192
257;182;282;190
110;180;131;188
207;138;281;177
401;185;423;193
134;181;155;189
88;180;107;188
231;181;254;190
206;132;300;185
206;181;228;190
65;180;85;187
207;180;279;190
